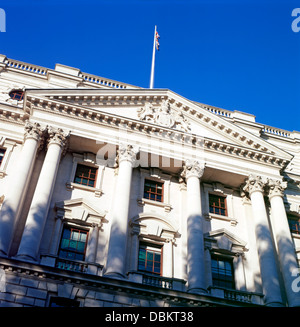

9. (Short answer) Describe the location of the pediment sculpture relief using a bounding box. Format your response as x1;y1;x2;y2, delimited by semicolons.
137;99;190;132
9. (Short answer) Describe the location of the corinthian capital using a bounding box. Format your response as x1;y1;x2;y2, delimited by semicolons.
267;179;287;199
47;126;70;155
24;121;45;142
242;174;267;195
181;159;205;181
117;143;139;166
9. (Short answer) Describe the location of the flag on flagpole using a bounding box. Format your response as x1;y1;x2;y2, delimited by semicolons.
155;30;160;51
150;25;160;89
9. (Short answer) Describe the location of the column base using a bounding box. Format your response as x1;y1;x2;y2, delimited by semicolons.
103;271;127;280
187;287;207;295
13;254;37;263
265;301;285;307
0;250;8;258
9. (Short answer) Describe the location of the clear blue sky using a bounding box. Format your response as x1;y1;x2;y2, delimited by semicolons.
0;0;300;132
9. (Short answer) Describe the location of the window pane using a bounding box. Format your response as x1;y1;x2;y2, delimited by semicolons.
154;253;161;261
71;231;79;241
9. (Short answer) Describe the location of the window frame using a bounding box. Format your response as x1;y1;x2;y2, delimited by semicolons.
57;225;89;262
143;178;164;203
211;254;235;290
209;193;228;217
288;215;300;235
8;89;24;101
73;163;98;188
0;148;5;168
138;242;163;276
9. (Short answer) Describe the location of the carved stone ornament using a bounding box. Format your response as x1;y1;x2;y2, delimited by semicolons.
267;179;287;199
138;99;190;132
47;126;70;155
24;121;46;143
242;174;267;196
180;159;205;181
115;143;139;167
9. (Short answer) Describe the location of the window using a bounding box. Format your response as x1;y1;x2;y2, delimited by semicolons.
144;179;164;202
0;149;5;167
9;90;24;101
288;216;300;235
74;164;97;188
211;255;235;289
57;226;88;261
138;243;162;275
209;194;227;216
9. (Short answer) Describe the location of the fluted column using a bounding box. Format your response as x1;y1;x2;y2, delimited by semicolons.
16;127;69;261
267;179;300;307
0;121;45;256
181;160;206;294
243;175;283;306
105;144;139;278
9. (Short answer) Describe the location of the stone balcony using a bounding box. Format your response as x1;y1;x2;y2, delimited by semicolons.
40;254;103;276
208;286;264;305
127;271;187;292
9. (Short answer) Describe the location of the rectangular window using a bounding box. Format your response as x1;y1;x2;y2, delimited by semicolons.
74;164;97;188
138;243;162;275
144;179;164;202
211;255;235;289
209;194;227;216
58;226;88;261
0;149;5;168
288;216;300;235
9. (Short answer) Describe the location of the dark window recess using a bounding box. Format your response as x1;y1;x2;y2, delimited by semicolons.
49;297;80;307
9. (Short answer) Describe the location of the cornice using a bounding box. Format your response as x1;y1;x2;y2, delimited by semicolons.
23;92;291;170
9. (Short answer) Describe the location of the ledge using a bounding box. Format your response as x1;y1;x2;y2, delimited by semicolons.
137;198;172;212
66;182;102;197
204;213;237;226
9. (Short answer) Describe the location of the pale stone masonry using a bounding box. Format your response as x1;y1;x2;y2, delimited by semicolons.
0;54;299;307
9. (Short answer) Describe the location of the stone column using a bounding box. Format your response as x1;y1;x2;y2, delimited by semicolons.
16;127;69;261
181;160;206;294
105;144;139;278
0;121;45;256
267;179;300;307
243;175;283;306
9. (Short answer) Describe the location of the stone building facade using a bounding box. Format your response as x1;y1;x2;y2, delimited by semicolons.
0;54;299;307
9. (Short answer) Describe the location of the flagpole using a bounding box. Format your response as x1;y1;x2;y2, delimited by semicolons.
149;25;157;89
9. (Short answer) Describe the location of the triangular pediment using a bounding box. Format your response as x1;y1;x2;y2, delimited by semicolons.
24;88;293;167
204;228;247;253
55;198;107;224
